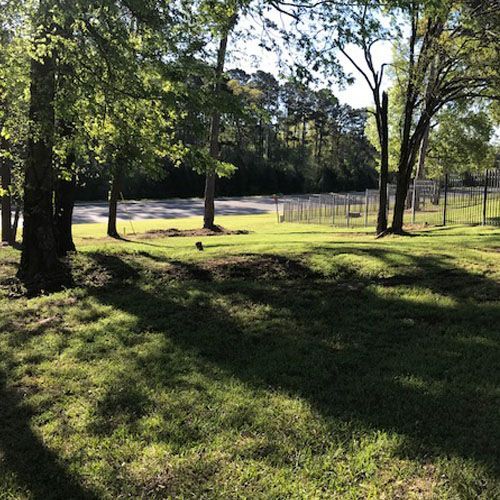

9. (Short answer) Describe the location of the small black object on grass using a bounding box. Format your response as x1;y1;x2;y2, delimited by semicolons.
196;242;204;251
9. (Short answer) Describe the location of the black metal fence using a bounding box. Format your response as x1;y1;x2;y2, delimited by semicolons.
282;169;500;228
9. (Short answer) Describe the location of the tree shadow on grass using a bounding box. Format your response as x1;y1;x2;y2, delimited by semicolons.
309;245;500;301
87;250;500;481
0;371;98;499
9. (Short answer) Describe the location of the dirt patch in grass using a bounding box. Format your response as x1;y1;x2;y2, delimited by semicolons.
142;226;251;239
164;254;318;282
392;464;441;499
71;253;139;289
205;255;316;280
72;253;318;288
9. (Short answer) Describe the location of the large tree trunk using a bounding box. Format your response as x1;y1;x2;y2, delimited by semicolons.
18;18;62;291
392;147;410;233
391;15;443;234
390;12;418;235
204;17;235;230
392;111;432;233
203;101;221;229
1;136;12;244
107;169;122;238
391;174;408;233
54;174;76;255
392;118;416;233
376;92;389;234
411;122;431;216
411;58;436;217
392;140;422;233
203;172;216;229
416;121;430;180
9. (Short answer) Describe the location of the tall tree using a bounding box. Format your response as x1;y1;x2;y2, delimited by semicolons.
287;0;391;232
341;69;388;234
390;1;499;233
203;8;238;229
18;0;62;290
300;0;498;232
63;0;193;239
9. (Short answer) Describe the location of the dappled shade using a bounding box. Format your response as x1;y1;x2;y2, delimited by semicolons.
1;231;499;497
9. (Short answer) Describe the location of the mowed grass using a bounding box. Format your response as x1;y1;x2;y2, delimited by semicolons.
1;214;499;499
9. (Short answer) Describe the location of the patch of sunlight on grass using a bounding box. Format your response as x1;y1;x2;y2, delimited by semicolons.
1;214;499;498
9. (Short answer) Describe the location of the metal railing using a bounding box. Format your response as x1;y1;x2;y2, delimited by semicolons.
282;169;500;228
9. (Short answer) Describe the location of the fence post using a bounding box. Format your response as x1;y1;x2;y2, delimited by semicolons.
443;174;448;226
482;170;489;225
364;189;369;227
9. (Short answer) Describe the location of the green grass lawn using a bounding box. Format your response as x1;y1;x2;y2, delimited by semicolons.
1;214;499;499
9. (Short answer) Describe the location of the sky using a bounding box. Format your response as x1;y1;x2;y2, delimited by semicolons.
228;13;395;110
228;10;499;143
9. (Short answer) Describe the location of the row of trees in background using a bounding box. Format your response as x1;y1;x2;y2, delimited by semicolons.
220;71;377;195
77;71;378;201
0;0;499;292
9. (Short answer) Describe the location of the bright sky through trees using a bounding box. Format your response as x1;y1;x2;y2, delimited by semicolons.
231;12;393;109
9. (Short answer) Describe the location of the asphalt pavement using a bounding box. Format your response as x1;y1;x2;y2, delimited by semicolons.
71;196;279;224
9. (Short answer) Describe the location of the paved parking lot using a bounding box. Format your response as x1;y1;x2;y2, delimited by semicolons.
71;196;279;223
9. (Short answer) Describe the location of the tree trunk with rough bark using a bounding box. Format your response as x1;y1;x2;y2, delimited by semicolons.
411;122;431;215
391;107;433;233
18;12;62;291
417;122;430;181
204;16;236;229
54;29;77;256
390;16;444;234
376;92;389;235
392;139;422;233
203;101;221;229
108;170;122;238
